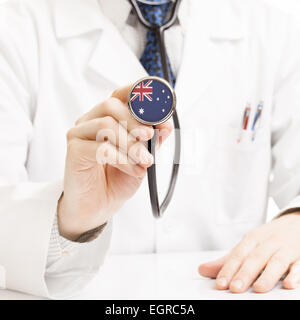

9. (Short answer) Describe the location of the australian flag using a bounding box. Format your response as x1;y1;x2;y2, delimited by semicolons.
129;78;174;124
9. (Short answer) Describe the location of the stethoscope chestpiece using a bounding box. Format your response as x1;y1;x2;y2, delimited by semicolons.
128;76;176;126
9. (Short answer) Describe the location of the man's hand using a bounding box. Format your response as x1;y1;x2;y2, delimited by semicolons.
198;213;300;293
57;85;172;241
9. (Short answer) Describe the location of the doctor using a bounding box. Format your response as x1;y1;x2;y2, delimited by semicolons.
1;0;300;298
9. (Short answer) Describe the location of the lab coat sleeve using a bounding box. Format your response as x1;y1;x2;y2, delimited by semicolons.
46;217;112;299
270;16;300;215
0;4;112;298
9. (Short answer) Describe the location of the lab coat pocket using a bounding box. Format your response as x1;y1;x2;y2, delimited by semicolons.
214;126;271;225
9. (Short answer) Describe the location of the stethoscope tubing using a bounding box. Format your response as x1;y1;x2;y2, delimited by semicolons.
129;0;182;218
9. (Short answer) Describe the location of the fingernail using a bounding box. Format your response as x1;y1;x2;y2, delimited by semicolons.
287;278;300;289
216;277;228;288
231;279;244;290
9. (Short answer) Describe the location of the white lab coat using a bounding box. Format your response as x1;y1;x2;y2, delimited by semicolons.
0;0;300;298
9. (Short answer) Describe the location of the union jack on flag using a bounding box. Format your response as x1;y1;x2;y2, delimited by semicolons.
130;80;153;102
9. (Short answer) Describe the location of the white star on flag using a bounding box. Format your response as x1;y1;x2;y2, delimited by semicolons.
139;108;144;115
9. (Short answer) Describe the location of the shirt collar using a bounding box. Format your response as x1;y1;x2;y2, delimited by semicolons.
53;0;190;39
98;0;132;31
52;0;243;40
98;0;191;32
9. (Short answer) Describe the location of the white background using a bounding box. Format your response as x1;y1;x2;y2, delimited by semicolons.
0;0;299;219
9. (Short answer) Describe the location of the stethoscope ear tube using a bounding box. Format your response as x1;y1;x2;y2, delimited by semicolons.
129;0;182;218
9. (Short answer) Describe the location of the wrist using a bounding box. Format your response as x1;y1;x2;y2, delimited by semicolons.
57;194;108;241
57;194;81;240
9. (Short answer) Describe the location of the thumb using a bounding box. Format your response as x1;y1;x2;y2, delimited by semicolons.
198;255;227;279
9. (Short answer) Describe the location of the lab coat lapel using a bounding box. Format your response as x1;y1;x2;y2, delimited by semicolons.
53;0;146;87
175;0;245;112
88;24;147;87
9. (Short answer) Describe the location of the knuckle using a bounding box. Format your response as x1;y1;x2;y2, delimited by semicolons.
101;97;122;115
230;246;249;262
243;230;257;242
108;97;122;107
248;251;265;263
102;116;116;127
99;100;109;115
227;249;243;264
67;137;80;153
75;115;84;125
111;89;120;98
100;99;111;114
92;116;113;129
271;254;290;268
229;253;243;263
94;117;105;128
269;234;281;243
66;127;76;141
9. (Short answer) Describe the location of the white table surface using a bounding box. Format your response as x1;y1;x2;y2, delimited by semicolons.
1;251;300;300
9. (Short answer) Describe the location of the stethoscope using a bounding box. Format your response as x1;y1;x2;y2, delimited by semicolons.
128;0;182;218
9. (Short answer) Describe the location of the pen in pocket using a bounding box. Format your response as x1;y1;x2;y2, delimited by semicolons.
251;101;264;141
237;103;251;143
